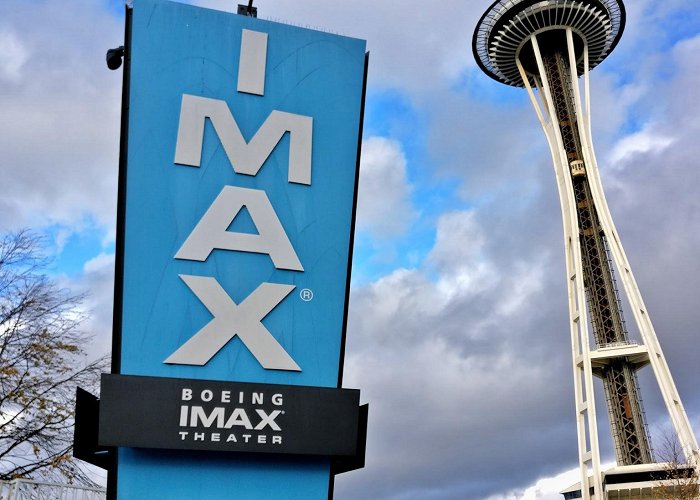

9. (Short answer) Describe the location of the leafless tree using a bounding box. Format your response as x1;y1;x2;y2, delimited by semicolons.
0;230;108;484
653;431;699;500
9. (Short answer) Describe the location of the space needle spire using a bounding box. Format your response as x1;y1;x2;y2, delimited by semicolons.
472;1;699;497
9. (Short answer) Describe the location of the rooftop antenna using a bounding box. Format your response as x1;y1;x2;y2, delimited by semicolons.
237;1;257;18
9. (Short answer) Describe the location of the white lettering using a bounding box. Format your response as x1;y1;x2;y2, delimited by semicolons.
179;406;188;426
254;409;282;431
182;388;192;401
174;186;303;271
224;408;253;429
164;275;300;370
190;406;225;428
271;393;283;406
238;30;268;96
174;94;312;185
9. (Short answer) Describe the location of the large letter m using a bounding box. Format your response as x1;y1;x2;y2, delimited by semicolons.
174;94;313;185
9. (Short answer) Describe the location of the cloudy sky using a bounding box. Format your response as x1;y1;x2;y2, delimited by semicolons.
1;0;699;498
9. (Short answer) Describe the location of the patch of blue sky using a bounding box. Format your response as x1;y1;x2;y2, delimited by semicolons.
106;0;128;17
350;193;461;286
643;6;700;53
596;12;694;140
364;89;465;216
614;5;699;81
43;220;114;278
363;88;417;139
349;233;387;288
453;67;527;107
591;69;649;140
351;90;467;285
650;14;700;85
350;228;433;288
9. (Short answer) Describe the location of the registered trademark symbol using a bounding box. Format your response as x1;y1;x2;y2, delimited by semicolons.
300;288;314;301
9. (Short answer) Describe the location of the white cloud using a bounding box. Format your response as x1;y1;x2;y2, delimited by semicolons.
0;29;28;83
488;462;616;500
57;252;116;361
429;210;493;300
83;252;115;274
608;126;675;166
73;257;115;360
357;137;417;238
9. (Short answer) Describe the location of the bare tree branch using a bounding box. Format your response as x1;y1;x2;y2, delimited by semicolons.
0;230;109;485
654;431;700;499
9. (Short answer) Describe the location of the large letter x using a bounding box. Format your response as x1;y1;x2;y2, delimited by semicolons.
164;275;300;371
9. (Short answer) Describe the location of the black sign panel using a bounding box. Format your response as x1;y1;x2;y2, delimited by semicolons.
98;374;360;456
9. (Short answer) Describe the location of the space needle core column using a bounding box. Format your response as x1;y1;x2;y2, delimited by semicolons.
473;0;699;498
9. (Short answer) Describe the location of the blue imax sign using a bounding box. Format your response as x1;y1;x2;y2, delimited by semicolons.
121;1;365;387
94;0;368;498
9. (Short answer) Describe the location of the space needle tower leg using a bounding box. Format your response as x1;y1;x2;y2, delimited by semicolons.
472;1;699;498
556;31;700;471
517;32;605;500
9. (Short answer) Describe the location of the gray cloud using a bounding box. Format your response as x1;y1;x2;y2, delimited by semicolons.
337;1;700;498
337;205;574;498
0;0;122;233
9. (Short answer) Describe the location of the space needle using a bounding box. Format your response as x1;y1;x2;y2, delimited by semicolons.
472;0;699;498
